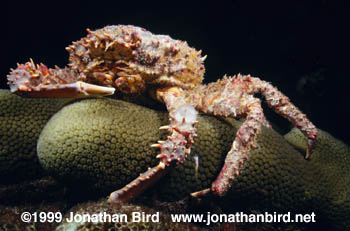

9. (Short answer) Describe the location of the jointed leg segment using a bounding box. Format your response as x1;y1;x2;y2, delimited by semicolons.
211;101;267;196
108;88;198;203
192;74;318;197
250;76;317;158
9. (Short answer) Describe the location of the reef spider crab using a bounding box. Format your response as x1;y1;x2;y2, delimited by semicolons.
7;25;317;203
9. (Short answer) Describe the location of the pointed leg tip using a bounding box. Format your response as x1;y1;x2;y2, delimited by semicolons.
305;138;316;159
108;191;128;204
305;151;311;160
191;188;211;198
108;192;119;203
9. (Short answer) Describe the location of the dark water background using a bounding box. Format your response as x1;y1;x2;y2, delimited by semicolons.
1;0;349;143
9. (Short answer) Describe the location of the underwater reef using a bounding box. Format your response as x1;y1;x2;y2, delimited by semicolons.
37;97;232;198
0;177;201;231
0;90;72;183
0;90;349;230
36;97;350;230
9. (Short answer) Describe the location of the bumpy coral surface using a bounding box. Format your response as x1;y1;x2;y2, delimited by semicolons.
0;90;71;183
3;89;348;230
0;202;64;231
37;98;349;230
284;128;350;230
37;98;232;195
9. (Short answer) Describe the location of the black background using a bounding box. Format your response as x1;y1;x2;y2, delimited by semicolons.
2;0;349;143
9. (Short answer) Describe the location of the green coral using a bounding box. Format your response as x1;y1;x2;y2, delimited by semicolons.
0;90;72;183
37;98;350;230
1;91;347;230
37;98;232;195
285;127;349;171
284;128;350;230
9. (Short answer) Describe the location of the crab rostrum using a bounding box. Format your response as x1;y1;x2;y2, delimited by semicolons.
7;25;317;202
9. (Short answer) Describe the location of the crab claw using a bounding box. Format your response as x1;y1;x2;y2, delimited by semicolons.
7;60;115;98
13;81;115;98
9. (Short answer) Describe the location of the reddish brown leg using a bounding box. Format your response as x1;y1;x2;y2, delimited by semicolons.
108;163;169;203
192;100;266;197
191;74;317;197
211;101;266;196
108;88;198;203
249;76;318;158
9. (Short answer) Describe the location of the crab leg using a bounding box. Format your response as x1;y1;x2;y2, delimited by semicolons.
108;87;198;203
193;98;267;197
210;100;267;196
191;74;318;197
249;76;318;158
7;60;115;98
108;163;169;203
